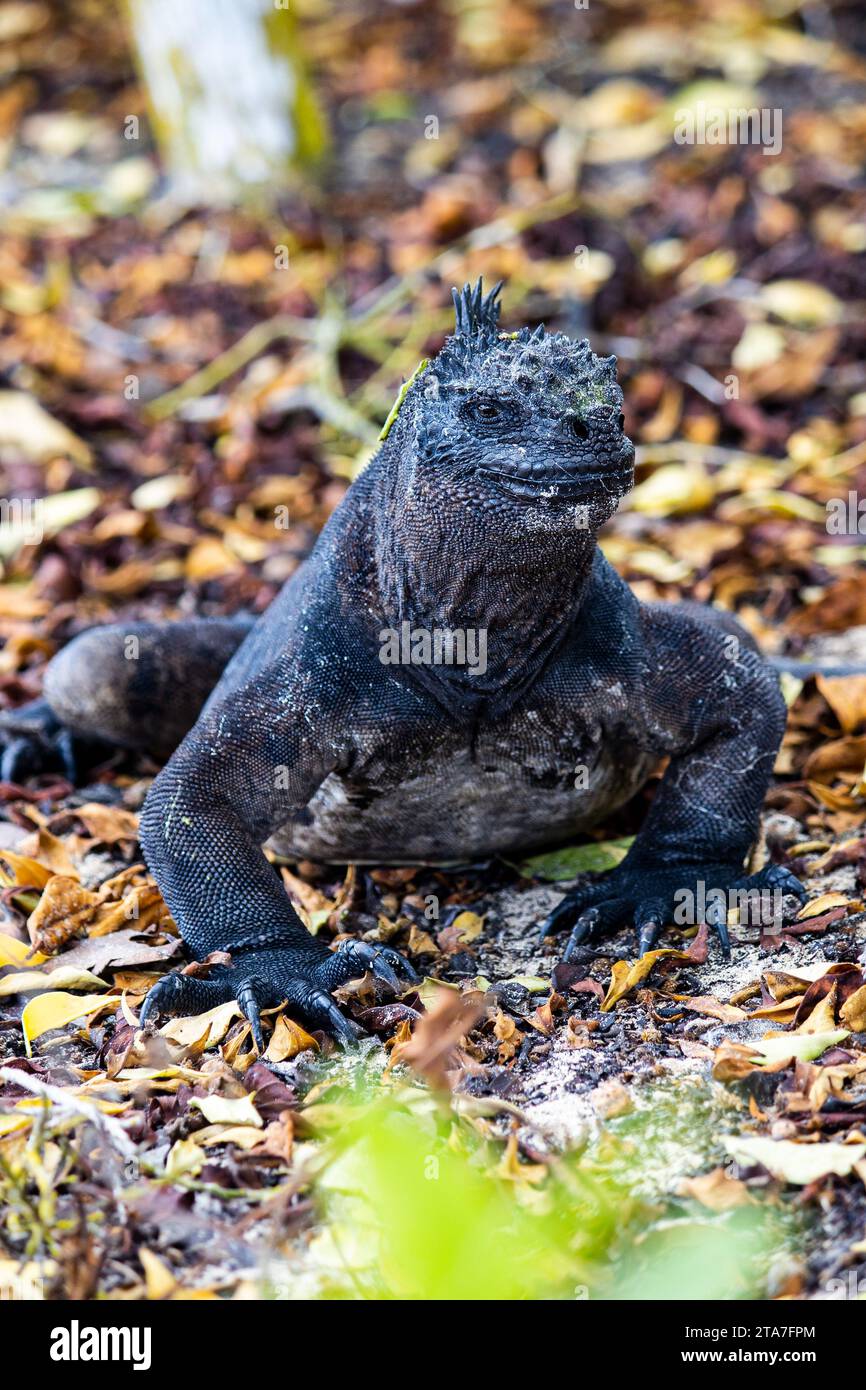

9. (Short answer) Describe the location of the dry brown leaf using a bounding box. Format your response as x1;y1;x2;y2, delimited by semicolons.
493;1009;521;1061
795;985;838;1034
602;946;694;1010
264;1014;318;1062
391;986;485;1090
407;923;438;955
796;891;852;919
19;828;78;877
679;1167;753;1211
26;876;102;953
840;984;866;1033
680;994;748;1023
816;675;866;734
73;803;140;845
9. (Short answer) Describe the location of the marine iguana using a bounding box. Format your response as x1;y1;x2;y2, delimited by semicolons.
0;280;812;1046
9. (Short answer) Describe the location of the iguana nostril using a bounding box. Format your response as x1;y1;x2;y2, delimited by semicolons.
569;417;589;440
617;412;625;430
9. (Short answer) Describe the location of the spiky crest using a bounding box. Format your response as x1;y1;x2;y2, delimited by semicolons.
451;278;503;341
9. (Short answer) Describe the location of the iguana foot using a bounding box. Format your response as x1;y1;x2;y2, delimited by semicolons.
0;698;109;784
139;938;420;1050
538;859;807;963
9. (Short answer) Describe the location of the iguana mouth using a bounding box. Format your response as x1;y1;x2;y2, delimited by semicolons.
480;462;633;502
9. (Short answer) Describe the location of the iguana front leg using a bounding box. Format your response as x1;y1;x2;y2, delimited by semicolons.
540;614;806;960
138;665;417;1048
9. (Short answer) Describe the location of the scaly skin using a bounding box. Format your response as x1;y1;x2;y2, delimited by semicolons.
1;281;808;1044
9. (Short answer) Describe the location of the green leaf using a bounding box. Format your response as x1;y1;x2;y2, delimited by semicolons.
752;1029;849;1064
505;975;550;994
520;836;633;882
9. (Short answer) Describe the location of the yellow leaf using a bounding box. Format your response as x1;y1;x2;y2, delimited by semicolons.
196;1124;266;1150
139;1248;177;1300
185;538;242;582
21;828;78;877
0;933;45;968
159;999;241;1048
602;948;690;1011
0;965;107;996
681;995;748;1023
725;1135;865;1184
408;923;438;955
797;893;851;920
191;1093;263;1128
450;911;485;942
749;996;805;1022
164;1137;205;1180
21;991;120;1055
0;391;92;466
0;851;54;890
264;1014;318;1062
840;984;866;1033
131;474;193;511
796;985;838;1034
758;279;842;328
679;1167;752;1211
0;1113;32;1137
732;323;785;371
495;1134;547;1186
816;675;866;735
630;462;714;516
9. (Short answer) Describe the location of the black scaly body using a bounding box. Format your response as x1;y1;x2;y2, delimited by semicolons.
3;281;807;1044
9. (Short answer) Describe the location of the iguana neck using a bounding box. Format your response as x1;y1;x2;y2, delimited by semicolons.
350;453;598;713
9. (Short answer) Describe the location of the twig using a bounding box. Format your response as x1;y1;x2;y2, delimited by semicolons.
0;1067;138;1160
144;313;317;420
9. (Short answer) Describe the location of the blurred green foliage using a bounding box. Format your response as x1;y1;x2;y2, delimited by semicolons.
277;1062;802;1301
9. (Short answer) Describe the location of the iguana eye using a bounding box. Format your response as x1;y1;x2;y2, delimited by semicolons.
464;397;508;425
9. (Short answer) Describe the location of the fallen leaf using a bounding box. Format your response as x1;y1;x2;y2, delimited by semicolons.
602;947;693;1010
0;933;45;968
753;1030;849;1064
0;390;92;466
0;851;55;890
797;892;851;919
840;985;866;1033
139;1248;177;1300
21;991;120;1054
164;1138;205;1180
264;1014;318;1062
160;1000;242;1049
816;675;866;734
191;1093;263;1127
0;965;107;995
46;929;182;975
680;1167;753;1211
589;1078;632;1119
758;279;842;328
26;876;99;952
504;975;549;993
520;836;633;881
449;910;485;942
725;1135;865;1184
795;985;839;1034
680;994;747;1023
407;923;438;955
73;803;140;845
391;987;485;1090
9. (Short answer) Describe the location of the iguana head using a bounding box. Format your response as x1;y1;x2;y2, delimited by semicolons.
402;279;633;530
